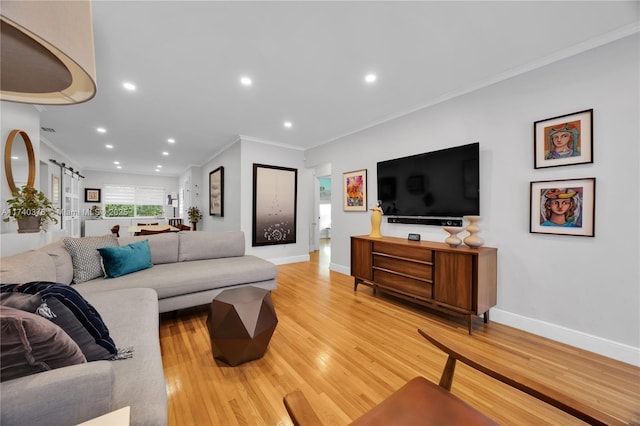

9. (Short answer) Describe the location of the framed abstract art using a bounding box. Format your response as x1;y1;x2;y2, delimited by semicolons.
252;163;298;246
343;169;367;212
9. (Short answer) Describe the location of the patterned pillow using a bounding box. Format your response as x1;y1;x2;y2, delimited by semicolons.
0;305;86;382
63;234;118;283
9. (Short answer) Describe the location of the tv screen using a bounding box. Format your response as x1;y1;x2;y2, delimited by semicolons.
377;142;479;218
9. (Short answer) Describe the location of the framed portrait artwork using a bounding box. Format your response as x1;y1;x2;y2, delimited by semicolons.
84;188;101;203
209;166;224;216
252;163;298;246
534;109;593;169
530;177;595;237
343;169;367;212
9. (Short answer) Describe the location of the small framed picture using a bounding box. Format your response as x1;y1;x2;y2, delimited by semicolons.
343;169;367;212
530;177;596;237
84;188;101;203
209;166;224;216
534;109;593;169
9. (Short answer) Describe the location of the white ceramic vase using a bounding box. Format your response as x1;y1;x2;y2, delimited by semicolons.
443;226;464;248
463;215;484;248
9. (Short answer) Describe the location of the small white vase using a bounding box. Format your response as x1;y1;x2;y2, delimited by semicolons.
443;227;464;248
463;215;484;248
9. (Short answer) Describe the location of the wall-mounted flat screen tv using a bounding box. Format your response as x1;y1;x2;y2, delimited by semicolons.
376;142;479;218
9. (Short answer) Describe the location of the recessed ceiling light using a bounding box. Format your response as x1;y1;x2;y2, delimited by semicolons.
240;76;252;86
167;138;175;143
113;161;120;165
105;144;113;149
116;165;122;169
156;165;162;168
123;82;136;91
97;127;106;133
283;121;293;128
364;73;377;83
155;168;160;172
162;151;169;156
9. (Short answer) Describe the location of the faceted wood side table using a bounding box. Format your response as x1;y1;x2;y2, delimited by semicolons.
207;287;278;366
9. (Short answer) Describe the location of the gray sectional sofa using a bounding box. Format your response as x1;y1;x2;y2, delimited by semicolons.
0;230;278;425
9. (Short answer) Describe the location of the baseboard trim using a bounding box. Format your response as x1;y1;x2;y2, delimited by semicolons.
329;264;639;366
491;309;640;367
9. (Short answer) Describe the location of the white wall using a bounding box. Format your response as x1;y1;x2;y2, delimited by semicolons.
200;140;242;231
305;35;640;365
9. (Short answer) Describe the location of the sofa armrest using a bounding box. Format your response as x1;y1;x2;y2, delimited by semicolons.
0;361;115;426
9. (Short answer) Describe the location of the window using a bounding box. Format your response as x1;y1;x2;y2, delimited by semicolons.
103;184;165;217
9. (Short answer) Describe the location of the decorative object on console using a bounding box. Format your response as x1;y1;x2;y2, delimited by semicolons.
2;185;59;233
407;233;421;241
252;163;298;246
369;205;383;238
463;216;484;248
0;0;97;104
343;169;368;212
530;177;596;237
443;226;465;248
534;109;593;169
209;166;224;217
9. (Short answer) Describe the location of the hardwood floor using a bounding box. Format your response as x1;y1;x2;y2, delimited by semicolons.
160;240;639;425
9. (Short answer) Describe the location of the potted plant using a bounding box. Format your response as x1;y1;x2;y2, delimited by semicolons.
3;185;59;233
90;205;102;219
187;206;202;231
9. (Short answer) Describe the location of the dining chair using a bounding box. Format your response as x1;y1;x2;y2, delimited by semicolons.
168;218;183;227
137;222;159;226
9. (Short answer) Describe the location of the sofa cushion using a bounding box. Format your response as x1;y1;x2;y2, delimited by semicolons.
0;250;56;284
0;305;86;382
118;232;179;264
98;240;153;278
1;282;118;358
75;255;278;300
178;231;245;262
38;240;74;285
64;234;119;283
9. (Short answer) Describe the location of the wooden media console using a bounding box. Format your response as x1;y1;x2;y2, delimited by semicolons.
351;235;497;334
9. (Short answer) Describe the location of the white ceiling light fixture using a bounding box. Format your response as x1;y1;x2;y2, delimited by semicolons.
156;165;162;168
364;73;377;84
122;82;136;91
162;151;169;156
240;76;252;86
116;165;122;169
97;127;106;133
155;168;160;172
0;0;97;104
283;121;293;129
105;144;113;149
167;138;175;143
113;160;120;165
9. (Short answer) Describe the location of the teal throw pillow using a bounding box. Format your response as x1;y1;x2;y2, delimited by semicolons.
98;240;153;278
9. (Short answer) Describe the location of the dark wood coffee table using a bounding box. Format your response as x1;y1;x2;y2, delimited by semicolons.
207;287;278;366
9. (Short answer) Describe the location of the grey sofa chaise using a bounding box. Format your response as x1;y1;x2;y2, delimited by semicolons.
0;230;278;425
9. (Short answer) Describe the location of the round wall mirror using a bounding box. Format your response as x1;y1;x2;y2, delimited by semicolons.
4;129;36;194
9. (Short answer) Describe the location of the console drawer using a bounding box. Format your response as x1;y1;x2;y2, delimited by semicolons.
373;255;432;280
373;241;433;262
374;269;433;299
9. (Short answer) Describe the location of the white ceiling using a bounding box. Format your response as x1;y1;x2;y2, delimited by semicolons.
38;1;639;176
